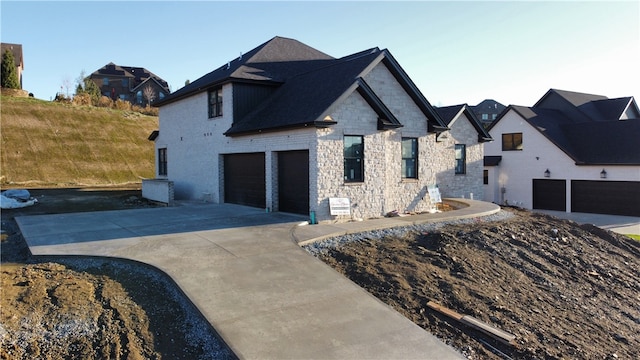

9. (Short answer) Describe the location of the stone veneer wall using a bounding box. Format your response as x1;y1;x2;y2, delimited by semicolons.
313;62;440;222
434;114;484;200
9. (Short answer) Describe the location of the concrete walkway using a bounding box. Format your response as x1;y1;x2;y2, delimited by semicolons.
16;199;499;359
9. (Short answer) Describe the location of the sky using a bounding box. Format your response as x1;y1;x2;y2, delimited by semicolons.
1;0;639;107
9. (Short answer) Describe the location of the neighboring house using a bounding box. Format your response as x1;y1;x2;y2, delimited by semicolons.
1;43;24;89
471;99;506;126
88;63;170;105
146;36;489;222
434;104;492;200
484;89;640;217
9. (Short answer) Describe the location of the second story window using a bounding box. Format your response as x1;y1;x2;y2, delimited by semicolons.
122;79;129;88
208;88;223;118
344;135;364;182
502;132;523;151
103;77;109;86
401;138;418;179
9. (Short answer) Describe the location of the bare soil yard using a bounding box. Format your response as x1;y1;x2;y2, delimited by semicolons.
309;209;640;359
1;188;234;360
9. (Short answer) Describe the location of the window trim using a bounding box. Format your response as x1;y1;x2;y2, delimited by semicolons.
158;148;167;176
401;137;418;179
344;135;364;183
502;132;523;151
455;144;466;175
208;87;223;118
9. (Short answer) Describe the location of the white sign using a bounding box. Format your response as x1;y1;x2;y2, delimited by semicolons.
427;185;442;203
329;197;351;215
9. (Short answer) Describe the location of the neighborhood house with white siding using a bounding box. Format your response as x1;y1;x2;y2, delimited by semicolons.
144;36;491;223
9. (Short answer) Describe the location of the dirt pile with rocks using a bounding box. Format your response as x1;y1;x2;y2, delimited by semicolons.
311;209;640;359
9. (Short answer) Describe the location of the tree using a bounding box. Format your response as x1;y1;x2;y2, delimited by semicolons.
143;85;156;106
75;70;101;103
1;49;20;89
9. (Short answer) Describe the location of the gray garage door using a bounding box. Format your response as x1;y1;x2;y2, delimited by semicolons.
278;150;309;215
533;179;566;211
224;153;266;209
572;180;640;217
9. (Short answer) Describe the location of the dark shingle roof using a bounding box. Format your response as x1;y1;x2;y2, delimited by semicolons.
509;104;640;165
225;49;384;135
435;104;493;142
161;36;448;136
161;36;335;104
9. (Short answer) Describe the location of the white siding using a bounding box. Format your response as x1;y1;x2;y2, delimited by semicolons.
484;109;640;211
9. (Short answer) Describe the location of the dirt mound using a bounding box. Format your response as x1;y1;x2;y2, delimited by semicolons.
313;209;640;359
1;262;159;359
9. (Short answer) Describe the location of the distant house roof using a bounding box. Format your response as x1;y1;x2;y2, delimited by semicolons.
91;62;170;93
1;43;23;68
435;104;493;142
491;89;640;165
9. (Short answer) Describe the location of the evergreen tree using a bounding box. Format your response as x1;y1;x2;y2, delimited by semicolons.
1;49;20;89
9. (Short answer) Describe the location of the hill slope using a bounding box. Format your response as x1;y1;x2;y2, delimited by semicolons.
1;96;158;187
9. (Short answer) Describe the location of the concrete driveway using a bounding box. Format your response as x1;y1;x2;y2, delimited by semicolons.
17;202;464;359
533;210;640;235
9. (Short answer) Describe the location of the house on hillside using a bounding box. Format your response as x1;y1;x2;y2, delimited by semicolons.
88;63;170;105
470;99;506;126
434;104;492;200
484;89;640;217
144;36;491;222
1;43;24;89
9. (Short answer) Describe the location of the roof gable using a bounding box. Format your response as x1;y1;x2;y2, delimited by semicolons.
1;43;23;68
435;104;492;142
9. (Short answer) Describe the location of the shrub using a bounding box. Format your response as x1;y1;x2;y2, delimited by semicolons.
114;99;132;111
72;93;92;106
97;96;113;108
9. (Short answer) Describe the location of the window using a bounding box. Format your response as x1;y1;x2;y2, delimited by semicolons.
483;169;489;185
492;114;497;120
136;91;142;104
502;132;523;151
344;136;364;182
481;114;488;120
455;144;466;174
158;148;167;176
122;79;128;87
159;92;165;99
103;77;109;86
208;88;223;118
119;94;126;100
401;138;418;179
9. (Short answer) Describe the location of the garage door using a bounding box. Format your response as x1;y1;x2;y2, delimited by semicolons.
278;150;309;215
533;179;566;211
224;153;265;208
572;180;640;217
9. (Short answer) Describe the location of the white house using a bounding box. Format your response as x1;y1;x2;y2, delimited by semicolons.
144;37;491;222
484;89;640;217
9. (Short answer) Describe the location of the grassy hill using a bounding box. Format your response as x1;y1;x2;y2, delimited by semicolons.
1;96;158;187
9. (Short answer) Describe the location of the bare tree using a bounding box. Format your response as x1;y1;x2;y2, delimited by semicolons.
61;75;72;98
143;85;156;107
